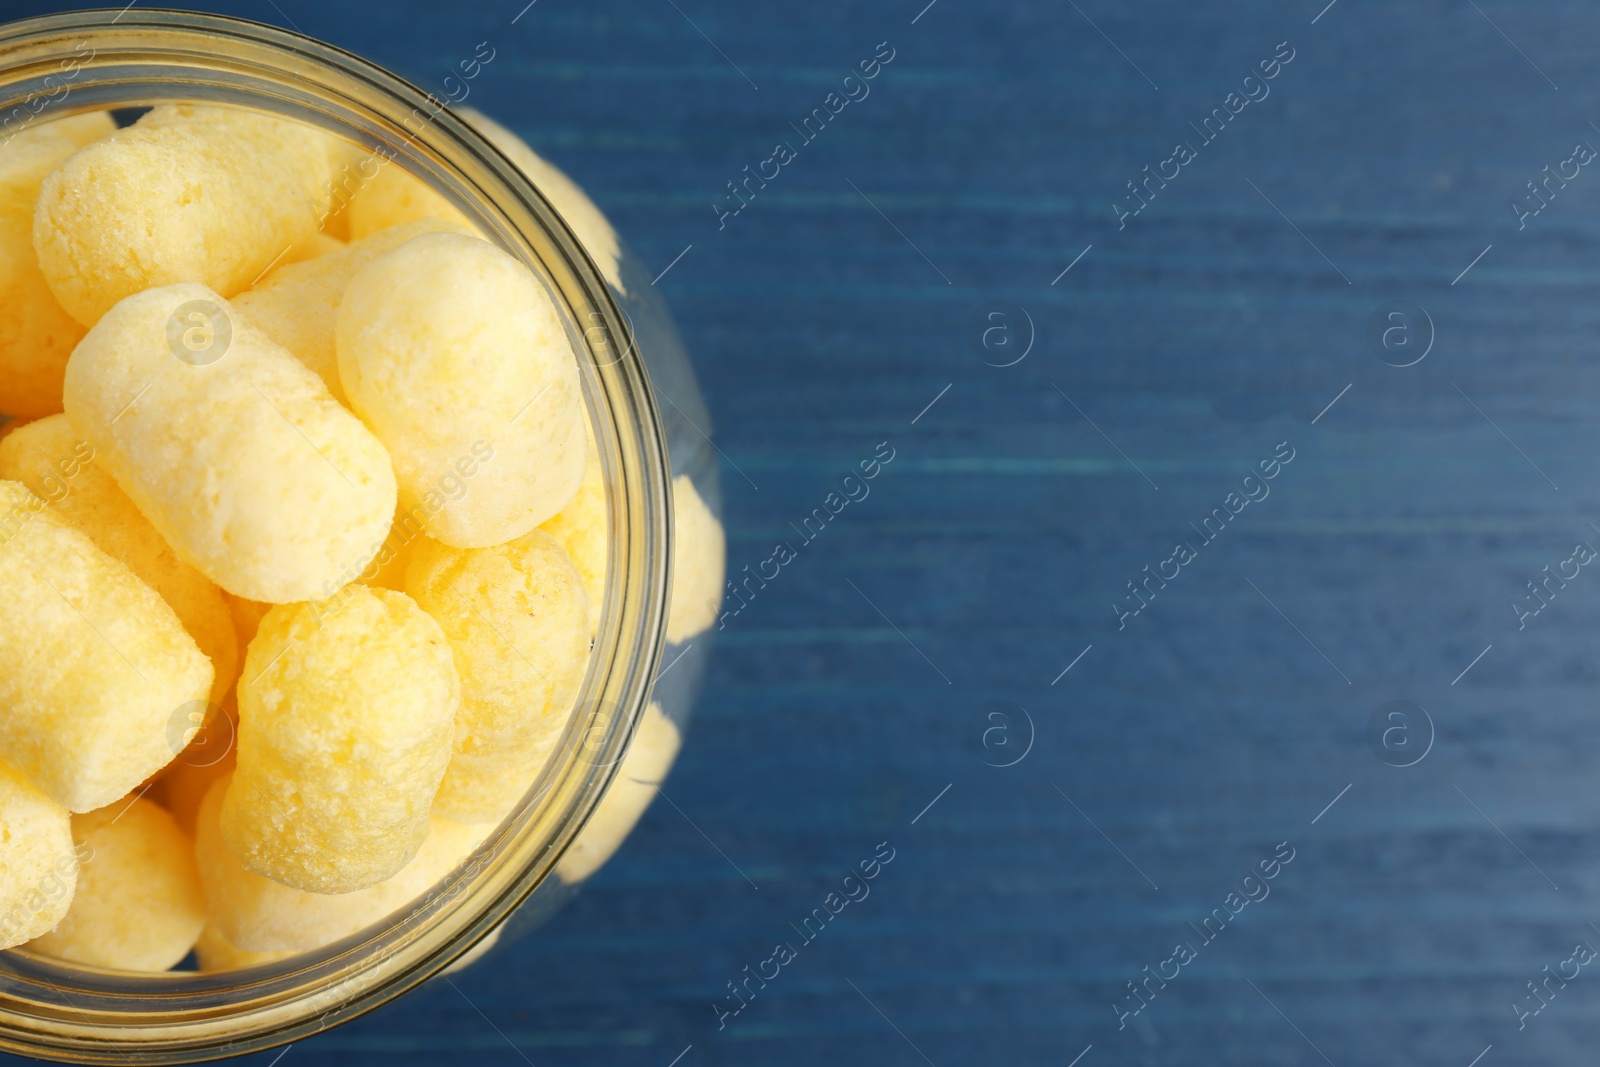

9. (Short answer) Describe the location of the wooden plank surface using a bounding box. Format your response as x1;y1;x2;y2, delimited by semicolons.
10;1;1600;1063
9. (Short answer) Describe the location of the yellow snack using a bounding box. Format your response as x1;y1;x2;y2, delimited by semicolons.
556;702;680;883
0;415;239;705
27;797;205;971
442;924;504;975
363;518;417;591
223;591;271;656
667;474;725;644
151;745;235;839
0;115;116;419
345;160;474;240
0;761;77;949
0;418;28;446
338;231;586;547
0;480;213;812
281;229;344;267
9;112;117;151
460;108;626;293
405;531;589;823
233;219;471;404
351;506;428;593
197;776;491;953
62;283;398;604
539;438;607;636
194;922;292;972
33;104;331;326
223;587;458;893
319;208;352;243
312;133;376;241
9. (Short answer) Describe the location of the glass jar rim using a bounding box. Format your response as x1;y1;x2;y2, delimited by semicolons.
0;8;672;1062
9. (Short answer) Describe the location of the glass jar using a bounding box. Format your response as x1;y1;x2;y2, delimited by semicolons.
0;9;718;1062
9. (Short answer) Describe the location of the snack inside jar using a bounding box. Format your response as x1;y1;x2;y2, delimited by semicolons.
0;102;726;974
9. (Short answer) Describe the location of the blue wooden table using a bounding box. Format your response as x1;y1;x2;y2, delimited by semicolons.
12;1;1600;1063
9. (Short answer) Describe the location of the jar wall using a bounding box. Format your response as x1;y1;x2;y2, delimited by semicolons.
0;9;711;1061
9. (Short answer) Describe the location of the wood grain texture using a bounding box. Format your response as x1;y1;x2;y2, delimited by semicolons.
10;0;1600;1063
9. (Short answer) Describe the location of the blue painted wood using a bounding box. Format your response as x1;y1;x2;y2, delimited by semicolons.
12;1;1600;1063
